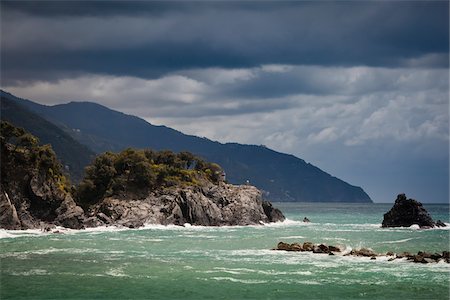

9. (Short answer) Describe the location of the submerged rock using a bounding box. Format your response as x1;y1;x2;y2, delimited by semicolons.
382;194;447;228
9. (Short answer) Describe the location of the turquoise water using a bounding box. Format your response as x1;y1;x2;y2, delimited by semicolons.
1;203;449;299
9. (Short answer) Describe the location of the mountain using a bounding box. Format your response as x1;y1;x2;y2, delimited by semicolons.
0;94;95;183
0;90;372;202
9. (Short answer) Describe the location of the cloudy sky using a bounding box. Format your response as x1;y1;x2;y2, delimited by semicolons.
1;1;448;203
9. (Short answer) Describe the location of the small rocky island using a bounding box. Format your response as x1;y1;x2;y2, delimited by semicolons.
0;121;284;230
382;194;446;228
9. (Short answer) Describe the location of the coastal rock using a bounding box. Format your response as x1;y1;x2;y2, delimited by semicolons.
88;183;285;227
0;190;21;230
262;200;285;223
328;245;341;252
348;248;377;257
54;195;85;229
313;244;329;253
277;242;303;251
302;242;314;251
276;241;340;254
0;125;86;230
396;252;412;259
0;172;86;230
382;194;446;228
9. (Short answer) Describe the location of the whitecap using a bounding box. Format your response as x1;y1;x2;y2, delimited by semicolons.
105;267;129;277
10;269;49;276
259;219;308;227
211;277;268;284
0;228;47;239
378;237;417;244
278;235;305;239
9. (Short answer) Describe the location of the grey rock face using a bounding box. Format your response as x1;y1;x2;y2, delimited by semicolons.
2;179;284;229
0;174;85;230
88;183;285;227
0;190;21;230
382;194;446;228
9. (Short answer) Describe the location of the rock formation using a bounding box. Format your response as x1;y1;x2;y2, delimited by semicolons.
85;183;285;228
0;121;85;230
382;194;447;228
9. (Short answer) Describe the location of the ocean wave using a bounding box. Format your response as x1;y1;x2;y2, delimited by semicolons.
278;235;306;239
10;269;49;276
377;238;418;244
210;276;268;284
0;228;49;239
105;267;129;277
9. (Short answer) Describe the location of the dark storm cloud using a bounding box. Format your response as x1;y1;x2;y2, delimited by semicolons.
1;1;448;84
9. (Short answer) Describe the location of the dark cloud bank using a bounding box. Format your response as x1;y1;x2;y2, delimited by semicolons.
1;1;448;84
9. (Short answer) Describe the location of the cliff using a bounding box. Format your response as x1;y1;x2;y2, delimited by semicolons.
0;121;85;230
85;184;284;228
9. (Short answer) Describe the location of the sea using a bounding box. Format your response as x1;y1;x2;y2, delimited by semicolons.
1;202;449;300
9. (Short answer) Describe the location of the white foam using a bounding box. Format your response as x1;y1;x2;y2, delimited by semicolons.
0;228;47;239
105;267;129;277
378;238;417;244
274;279;322;285
260;219;308;227
211;276;268;284
278;235;306;239
10;269;49;276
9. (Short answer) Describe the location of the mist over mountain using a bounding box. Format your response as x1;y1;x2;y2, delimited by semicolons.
1;90;371;203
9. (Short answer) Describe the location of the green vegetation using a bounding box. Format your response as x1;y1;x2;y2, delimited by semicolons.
1;121;71;193
75;148;224;208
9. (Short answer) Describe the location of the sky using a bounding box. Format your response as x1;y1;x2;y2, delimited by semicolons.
1;1;449;203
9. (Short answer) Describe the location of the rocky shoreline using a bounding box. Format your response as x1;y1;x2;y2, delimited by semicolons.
1;179;285;230
274;241;450;264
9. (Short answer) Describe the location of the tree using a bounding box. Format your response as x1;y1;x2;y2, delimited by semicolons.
177;151;196;169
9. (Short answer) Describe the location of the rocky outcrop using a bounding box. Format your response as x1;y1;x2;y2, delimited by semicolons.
86;183;285;228
382;194;447;228
0;173;85;230
0;123;85;230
